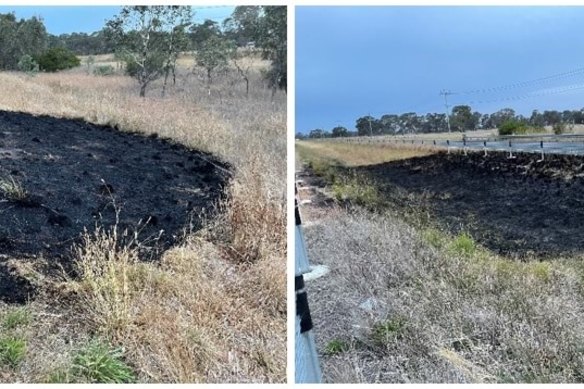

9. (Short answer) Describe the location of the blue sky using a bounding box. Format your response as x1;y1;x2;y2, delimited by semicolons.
0;6;234;35
296;6;584;133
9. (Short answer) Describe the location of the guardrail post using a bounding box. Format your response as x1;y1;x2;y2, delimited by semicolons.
295;188;322;384
508;139;516;159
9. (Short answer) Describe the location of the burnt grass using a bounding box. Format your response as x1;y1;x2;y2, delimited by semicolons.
338;151;584;259
0;110;229;303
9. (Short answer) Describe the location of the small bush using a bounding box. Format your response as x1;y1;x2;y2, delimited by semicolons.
0;336;26;368
553;122;567;135
324;339;350;355
36;47;80;72
70;340;136;383
93;65;115;76
499;120;527;136
17;54;39;75
2;308;30;330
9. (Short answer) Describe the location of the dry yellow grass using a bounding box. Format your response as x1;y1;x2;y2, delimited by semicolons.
296;140;434;167
0;55;285;383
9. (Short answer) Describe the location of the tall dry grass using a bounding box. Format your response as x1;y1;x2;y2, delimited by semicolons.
303;207;584;383
0;57;285;383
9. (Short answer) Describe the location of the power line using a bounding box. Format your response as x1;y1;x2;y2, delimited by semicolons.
467;83;584;105
455;66;584;95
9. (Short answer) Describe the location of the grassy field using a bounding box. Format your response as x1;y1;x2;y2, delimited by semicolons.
296;140;434;167
0;55;285;383
297;140;584;383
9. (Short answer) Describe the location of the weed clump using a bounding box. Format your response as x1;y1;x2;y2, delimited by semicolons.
0;176;28;203
70;340;136;383
0;336;26;368
324;339;350;356
449;232;476;257
2;308;30;330
371;317;407;345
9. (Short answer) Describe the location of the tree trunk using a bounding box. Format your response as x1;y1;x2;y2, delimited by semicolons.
140;82;147;98
161;68;170;98
207;69;212;96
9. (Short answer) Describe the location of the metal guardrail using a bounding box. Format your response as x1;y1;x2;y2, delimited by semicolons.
466;133;584;143
295;186;322;384
312;133;584;157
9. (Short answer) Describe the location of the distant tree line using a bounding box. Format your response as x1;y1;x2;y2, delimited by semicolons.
300;105;584;139
0;6;287;96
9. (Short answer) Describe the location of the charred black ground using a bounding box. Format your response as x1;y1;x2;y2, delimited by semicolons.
0;110;229;303
342;151;584;259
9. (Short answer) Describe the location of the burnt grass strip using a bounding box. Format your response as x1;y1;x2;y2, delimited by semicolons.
0;110;230;304
336;151;584;259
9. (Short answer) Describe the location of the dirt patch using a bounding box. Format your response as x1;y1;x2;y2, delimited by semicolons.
345;151;584;258
0;110;229;303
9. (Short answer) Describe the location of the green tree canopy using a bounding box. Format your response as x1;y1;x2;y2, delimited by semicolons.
36;47;80;72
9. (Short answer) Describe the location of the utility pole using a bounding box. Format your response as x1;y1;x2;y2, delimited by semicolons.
368;113;373;136
440;89;452;132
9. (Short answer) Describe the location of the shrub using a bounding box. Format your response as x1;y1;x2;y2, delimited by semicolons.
93;65;115;76
553;122;567;135
17;54;39;75
36;47;80;72
499;120;527;136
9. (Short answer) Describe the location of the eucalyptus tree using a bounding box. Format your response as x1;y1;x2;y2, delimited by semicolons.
106;6;192;97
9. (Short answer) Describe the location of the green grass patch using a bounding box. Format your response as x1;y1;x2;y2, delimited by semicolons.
448;232;476;257
2;308;31;330
324;339;351;356
332;176;380;207
371;317;407;344
68;340;136;383
0;336;26;368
